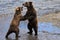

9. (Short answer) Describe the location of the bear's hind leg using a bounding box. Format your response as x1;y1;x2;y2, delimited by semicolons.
5;31;12;38
33;26;38;36
15;29;19;39
27;23;33;35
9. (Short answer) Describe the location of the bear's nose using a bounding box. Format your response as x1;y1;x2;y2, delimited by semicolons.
23;4;24;5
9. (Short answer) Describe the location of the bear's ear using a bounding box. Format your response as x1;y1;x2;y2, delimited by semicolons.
29;2;32;5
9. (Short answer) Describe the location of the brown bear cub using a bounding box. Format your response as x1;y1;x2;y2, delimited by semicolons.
5;7;23;38
22;2;38;36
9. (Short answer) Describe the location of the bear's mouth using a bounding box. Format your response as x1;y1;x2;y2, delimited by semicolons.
22;4;27;7
23;4;24;5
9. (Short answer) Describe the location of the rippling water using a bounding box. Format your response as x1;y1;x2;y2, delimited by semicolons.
0;0;60;34
0;0;60;15
0;0;60;40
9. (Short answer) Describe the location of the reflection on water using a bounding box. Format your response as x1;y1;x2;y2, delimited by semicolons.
20;21;60;33
38;22;60;33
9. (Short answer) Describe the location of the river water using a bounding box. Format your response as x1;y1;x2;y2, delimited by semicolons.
0;0;60;40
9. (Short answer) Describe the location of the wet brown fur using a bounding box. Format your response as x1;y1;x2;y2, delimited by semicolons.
22;2;38;35
5;7;23;38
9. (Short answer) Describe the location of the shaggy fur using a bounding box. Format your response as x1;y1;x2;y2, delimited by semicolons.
22;2;38;35
5;7;23;38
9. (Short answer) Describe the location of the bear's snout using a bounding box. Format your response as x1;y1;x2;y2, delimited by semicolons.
23;4;24;5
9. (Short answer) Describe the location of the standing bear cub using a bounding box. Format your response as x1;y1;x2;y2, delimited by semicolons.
5;7;23;38
22;2;38;36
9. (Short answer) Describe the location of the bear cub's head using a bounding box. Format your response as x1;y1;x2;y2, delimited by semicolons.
15;7;23;14
23;2;33;7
